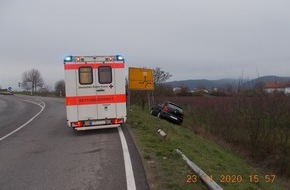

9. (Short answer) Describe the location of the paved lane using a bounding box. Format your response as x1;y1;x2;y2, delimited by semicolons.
0;95;41;138
0;95;149;190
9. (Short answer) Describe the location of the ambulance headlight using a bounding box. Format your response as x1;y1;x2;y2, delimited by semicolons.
116;55;124;61
64;56;73;62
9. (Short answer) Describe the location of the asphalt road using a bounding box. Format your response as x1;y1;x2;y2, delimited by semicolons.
0;94;149;190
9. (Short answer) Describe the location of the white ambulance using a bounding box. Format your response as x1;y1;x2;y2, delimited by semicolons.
64;55;127;131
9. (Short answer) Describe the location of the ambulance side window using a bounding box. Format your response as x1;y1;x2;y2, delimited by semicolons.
98;66;112;84
79;67;93;85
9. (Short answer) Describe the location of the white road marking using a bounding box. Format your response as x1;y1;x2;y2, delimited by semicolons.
0;99;45;141
118;127;137;190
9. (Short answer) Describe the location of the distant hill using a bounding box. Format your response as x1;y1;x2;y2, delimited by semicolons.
165;79;247;90
165;76;290;90
246;75;290;83
243;76;290;88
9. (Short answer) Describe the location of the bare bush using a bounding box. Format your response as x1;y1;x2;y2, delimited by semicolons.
153;94;290;177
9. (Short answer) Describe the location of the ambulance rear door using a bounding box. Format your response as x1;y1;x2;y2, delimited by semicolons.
76;66;99;121
95;65;117;119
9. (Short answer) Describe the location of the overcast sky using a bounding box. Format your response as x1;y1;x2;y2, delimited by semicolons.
1;0;290;90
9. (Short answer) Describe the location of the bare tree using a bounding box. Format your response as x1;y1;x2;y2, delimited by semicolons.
151;67;173;96
153;67;172;84
21;68;44;93
55;80;65;97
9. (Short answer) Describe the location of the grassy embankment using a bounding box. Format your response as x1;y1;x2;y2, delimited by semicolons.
127;105;286;190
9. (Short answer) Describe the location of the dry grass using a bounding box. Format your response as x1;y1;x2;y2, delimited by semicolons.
153;95;290;187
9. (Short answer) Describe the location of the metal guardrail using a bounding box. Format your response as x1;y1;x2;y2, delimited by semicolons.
176;149;224;190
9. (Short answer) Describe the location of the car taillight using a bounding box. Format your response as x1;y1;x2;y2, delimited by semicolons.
163;106;169;111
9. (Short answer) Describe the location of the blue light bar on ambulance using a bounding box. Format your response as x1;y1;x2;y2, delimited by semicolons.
64;55;125;62
116;55;124;61
64;56;73;62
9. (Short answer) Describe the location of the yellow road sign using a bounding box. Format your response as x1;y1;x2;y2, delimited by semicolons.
128;67;154;90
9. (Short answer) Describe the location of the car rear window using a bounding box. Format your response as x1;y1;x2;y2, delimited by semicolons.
168;103;183;113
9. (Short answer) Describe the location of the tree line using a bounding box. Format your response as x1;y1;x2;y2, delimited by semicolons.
19;68;65;96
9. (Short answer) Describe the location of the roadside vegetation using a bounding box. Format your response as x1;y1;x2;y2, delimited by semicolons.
5;66;289;189
15;79;65;98
127;104;287;190
127;68;289;189
153;94;290;179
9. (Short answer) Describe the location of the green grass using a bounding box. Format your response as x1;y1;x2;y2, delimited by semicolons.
127;105;287;190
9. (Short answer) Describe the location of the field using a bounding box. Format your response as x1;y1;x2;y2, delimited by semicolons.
127;93;290;189
129;94;290;189
155;95;290;177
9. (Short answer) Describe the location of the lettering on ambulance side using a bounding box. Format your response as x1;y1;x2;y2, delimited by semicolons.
65;94;126;106
78;97;113;103
77;85;110;89
96;85;109;88
78;86;93;89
